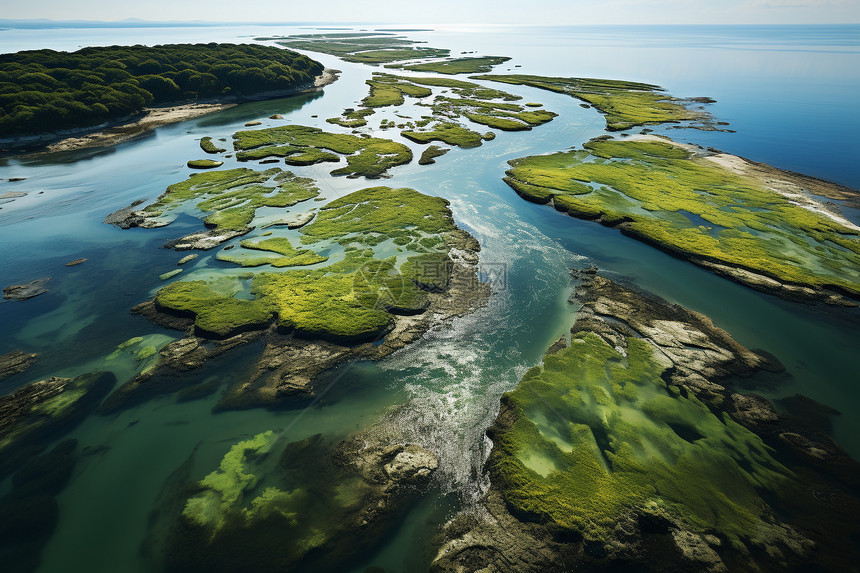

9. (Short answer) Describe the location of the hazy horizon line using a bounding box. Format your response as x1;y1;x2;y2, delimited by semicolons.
2;18;859;27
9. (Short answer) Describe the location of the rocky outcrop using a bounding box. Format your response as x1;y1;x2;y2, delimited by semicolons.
155;429;438;573
693;258;856;307
103;232;490;413
3;277;50;300
163;228;252;250
0;371;115;478
103;200;153;228
261;211;315;229
570;268;782;405
0;350;38;382
106;205;253;250
433;269;860;573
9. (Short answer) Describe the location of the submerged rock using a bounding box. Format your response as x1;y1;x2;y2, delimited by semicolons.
0;190;27;202
260;211;315;229
0;371;115;478
105;188;490;413
103;199;147;228
0;440;79;573
163;228;251;251
3;277;50;300
0;349;39;382
154;431;438;573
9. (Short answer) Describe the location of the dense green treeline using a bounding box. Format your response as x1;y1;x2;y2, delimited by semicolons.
0;43;324;137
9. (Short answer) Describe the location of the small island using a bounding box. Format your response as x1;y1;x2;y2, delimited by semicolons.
503;136;860;304
0;43;327;151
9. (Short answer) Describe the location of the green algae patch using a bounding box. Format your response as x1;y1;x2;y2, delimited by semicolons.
311;73;555;154
418;145;449;165
473;74;715;131
251;271;396;341
136;346;157;361
200;137;226;154
232;125;412;178
182;431;280;533
152;186;462;342
403;122;484;148
155;280;274;338
402;56;511;75
117;336;144;350
143;168;319;231
504;137;860;298
187;159;224;169
216;237;329;268
163;431;425;573
363;76;432;107
491;332;792;548
327;107;375;128
0;371;116;477
300;186;455;242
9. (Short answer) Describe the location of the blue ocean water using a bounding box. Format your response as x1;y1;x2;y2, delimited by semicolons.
0;23;858;573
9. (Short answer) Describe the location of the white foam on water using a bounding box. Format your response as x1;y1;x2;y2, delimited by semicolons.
375;197;585;501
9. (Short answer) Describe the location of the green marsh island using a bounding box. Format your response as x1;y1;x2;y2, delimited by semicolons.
1;21;859;573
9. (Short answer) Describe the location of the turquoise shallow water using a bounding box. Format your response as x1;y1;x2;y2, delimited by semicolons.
0;24;859;573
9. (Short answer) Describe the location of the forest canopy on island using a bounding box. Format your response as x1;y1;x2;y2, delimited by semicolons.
0;43;325;137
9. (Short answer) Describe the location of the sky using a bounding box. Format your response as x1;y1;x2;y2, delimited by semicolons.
2;0;859;25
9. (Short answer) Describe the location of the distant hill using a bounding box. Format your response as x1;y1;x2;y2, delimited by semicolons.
0;43;324;137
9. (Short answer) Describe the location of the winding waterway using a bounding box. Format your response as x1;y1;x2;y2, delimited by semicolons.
1;23;859;572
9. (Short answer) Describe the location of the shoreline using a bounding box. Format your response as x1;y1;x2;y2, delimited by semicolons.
433;270;860;573
3;68;340;156
506;134;860;306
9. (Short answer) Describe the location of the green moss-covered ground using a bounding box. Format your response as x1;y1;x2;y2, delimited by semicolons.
216;237;328;268
491;332;794;550
401;56;511;75
142;168;319;231
200;137;226;154
504;137;860;296
154;186;462;342
155;280;275;338
363;75;432;107
232;125;412;178
347;74;556;146
418;145;449;165
473;74;712;131
187;159;223;169
402;122;485;148
326;108;375;128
